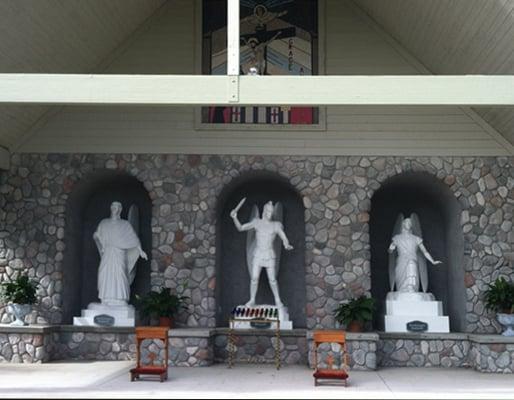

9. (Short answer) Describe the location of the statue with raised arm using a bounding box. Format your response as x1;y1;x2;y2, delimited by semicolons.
230;198;293;308
387;213;442;299
93;201;147;306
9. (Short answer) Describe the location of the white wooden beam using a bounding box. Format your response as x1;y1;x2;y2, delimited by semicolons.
1;74;514;106
226;0;240;77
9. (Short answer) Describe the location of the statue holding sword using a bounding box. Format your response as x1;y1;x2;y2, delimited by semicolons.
230;197;293;308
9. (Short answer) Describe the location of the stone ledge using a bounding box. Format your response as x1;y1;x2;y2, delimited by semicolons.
0;324;58;334
58;325;135;334
379;331;514;344
378;331;468;340
306;331;379;341
214;328;307;337
169;328;213;338
468;334;514;344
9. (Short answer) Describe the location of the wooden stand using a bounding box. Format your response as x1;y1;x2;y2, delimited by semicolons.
130;326;169;382
228;317;281;370
312;330;349;387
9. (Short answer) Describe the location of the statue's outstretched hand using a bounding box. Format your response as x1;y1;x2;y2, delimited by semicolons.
433;260;442;265
230;198;246;220
140;250;148;260
284;244;294;251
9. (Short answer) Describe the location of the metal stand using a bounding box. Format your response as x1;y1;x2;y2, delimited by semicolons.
228;317;281;370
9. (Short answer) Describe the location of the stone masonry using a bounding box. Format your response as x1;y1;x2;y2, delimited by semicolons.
0;154;512;334
213;329;308;366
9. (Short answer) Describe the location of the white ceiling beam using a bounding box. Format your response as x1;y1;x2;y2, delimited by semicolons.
226;0;240;102
1;74;514;106
226;0;240;77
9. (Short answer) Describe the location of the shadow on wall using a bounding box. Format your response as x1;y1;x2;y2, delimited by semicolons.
370;172;465;332
61;170;152;324
215;170;307;328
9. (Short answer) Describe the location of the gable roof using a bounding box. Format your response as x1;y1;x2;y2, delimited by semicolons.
0;0;513;153
0;0;165;150
356;0;514;146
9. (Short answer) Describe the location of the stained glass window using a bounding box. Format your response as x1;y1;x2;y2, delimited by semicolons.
202;0;319;125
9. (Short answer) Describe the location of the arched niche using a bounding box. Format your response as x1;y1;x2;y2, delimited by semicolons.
370;172;465;332
62;170;152;323
216;171;306;328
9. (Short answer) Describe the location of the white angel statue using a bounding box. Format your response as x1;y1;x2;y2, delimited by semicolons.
388;213;442;295
230;198;293;307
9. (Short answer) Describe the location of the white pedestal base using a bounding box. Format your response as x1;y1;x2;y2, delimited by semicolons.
231;304;293;330
385;315;449;333
386;300;443;316
73;303;135;327
384;291;450;333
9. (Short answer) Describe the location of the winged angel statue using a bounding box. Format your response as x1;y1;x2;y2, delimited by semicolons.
388;213;442;295
230;198;293;307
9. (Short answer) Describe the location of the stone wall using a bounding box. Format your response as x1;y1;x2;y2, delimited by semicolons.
0;154;512;333
52;328;136;361
469;335;514;373
168;329;213;367
0;332;53;363
0;326;57;363
213;329;308;366
1;326;514;373
307;332;378;371
377;333;471;368
377;333;514;373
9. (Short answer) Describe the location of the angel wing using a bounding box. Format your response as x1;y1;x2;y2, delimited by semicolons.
410;212;428;293
273;202;283;278
246;204;259;277
389;213;404;291
128;204;140;284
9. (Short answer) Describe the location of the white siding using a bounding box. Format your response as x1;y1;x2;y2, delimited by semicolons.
18;0;512;156
0;0;165;149
357;0;514;147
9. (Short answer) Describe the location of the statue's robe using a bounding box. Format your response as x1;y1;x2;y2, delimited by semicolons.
392;233;423;292
94;218;141;303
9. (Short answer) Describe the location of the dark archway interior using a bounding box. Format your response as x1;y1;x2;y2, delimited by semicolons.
216;171;306;328
370;172;465;332
62;171;152;324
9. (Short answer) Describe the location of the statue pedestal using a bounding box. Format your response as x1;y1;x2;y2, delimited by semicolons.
231;304;293;330
384;292;449;333
73;303;135;327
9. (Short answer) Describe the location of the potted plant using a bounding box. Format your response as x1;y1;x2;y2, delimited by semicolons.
484;277;514;336
135;287;189;328
0;274;39;326
334;295;375;333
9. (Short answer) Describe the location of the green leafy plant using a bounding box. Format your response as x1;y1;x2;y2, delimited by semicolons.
334;295;375;327
135;287;189;319
0;274;38;305
484;277;514;314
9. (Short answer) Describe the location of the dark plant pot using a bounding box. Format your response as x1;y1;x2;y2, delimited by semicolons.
347;320;364;333
159;316;173;328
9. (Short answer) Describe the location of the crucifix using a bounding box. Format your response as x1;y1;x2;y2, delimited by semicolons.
240;4;296;75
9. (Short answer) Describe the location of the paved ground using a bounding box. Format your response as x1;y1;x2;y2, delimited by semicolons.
0;361;513;399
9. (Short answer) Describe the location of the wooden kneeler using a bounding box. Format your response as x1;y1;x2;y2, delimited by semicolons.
130;326;169;382
312;330;349;387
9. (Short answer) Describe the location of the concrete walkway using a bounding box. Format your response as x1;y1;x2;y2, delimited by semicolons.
0;361;513;399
